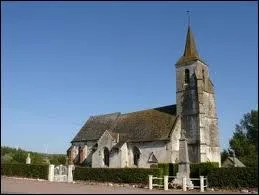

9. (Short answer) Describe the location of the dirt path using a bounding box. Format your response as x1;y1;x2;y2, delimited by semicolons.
0;176;251;194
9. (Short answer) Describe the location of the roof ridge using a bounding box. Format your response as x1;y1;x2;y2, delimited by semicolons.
120;104;176;115
90;112;121;118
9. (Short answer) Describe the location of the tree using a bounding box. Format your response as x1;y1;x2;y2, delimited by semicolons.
226;109;258;167
49;155;67;165
12;149;27;163
1;146;66;165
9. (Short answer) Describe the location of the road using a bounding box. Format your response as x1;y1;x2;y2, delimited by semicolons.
1;176;248;194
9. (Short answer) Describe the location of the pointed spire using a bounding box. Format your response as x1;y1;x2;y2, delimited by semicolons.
183;26;199;58
176;16;205;65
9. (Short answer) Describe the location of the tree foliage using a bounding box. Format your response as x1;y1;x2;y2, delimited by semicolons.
1;146;66;165
223;109;258;167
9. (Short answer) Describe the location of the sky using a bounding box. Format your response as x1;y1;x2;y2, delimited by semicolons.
1;2;258;154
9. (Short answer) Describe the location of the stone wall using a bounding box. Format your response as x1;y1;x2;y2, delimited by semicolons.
127;141;170;168
175;60;220;165
170;117;181;163
69;140;97;166
120;143;128;168
92;130;115;168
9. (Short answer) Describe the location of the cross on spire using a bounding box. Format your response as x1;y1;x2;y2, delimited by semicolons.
187;10;191;26
176;12;206;66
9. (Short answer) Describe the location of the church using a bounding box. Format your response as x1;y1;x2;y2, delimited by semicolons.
67;24;221;168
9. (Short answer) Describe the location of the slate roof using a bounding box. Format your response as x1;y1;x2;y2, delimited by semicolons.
223;157;246;167
72;113;120;142
176;25;206;66
72;105;177;143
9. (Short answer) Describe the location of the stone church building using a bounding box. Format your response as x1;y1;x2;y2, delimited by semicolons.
67;24;221;168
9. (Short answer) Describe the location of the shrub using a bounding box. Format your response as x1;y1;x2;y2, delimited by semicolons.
170;163;179;176
157;162;218;178
207;167;258;188
1;163;48;180
158;163;169;176
158;163;179;176
190;162;219;178
73;168;160;184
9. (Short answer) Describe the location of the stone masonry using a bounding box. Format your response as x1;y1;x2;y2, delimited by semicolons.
67;24;221;168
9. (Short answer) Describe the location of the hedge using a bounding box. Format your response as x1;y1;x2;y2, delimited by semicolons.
207;167;258;188
190;162;219;178
157;163;178;184
157;162;219;177
1;163;49;180
73;167;160;184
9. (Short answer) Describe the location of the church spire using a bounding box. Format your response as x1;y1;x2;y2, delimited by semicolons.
183;26;199;59
176;20;204;65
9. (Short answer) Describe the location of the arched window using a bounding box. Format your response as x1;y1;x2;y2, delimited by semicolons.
184;69;190;84
79;146;84;163
75;146;80;163
92;143;98;152
103;147;109;167
133;146;140;166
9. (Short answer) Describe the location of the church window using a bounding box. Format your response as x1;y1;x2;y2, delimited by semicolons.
93;143;98;152
103;147;109;167
79;146;84;163
184;69;190;84
133;146;140;166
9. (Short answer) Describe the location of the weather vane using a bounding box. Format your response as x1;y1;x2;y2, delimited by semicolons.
186;10;191;26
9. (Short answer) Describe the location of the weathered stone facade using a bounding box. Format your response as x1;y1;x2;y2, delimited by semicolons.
67;25;221;168
175;26;221;165
176;60;220;165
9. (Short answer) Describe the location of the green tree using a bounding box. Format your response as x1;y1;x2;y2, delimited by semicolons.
227;109;258;167
1;146;66;165
49;155;66;165
31;153;45;164
12;149;27;163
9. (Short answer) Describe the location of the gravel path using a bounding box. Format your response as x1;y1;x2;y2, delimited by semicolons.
1;176;255;194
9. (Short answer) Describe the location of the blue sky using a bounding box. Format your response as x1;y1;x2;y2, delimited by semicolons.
1;2;257;154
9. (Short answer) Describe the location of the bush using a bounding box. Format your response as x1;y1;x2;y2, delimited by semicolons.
157;162;218;178
157;163;179;184
190;162;219;178
73;168;160;184
1;163;48;180
158;163;169;176
208;167;258;188
158;163;179;176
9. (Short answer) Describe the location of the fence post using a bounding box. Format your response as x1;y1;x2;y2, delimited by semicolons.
149;175;153;190
48;164;54;182
67;165;73;183
200;176;204;192
182;176;187;191
164;176;168;191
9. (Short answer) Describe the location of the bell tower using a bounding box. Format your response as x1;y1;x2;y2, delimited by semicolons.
175;24;221;165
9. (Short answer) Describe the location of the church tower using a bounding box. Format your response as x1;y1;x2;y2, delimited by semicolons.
175;24;221;165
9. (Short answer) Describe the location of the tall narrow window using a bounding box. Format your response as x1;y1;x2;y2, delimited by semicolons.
184;69;190;84
103;147;109;167
79;146;84;163
202;69;205;84
133;146;140;166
